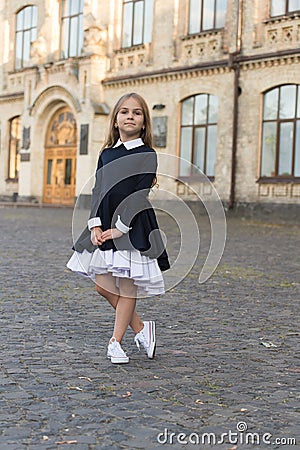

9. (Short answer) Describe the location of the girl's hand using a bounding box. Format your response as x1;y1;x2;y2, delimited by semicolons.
101;228;124;242
90;226;103;245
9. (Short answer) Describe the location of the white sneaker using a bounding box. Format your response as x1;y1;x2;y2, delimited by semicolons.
107;338;129;364
134;321;156;359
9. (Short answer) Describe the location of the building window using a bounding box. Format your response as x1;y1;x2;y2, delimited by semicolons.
8;117;21;180
270;0;300;17
121;0;154;48
188;0;227;34
179;94;218;177
60;0;84;59
261;85;300;178
15;6;37;69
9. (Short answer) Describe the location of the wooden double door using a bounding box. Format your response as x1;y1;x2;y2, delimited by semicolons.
43;107;77;205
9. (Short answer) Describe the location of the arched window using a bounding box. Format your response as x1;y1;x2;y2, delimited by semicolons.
8;117;21;180
189;0;227;35
121;0;154;48
60;0;84;59
179;94;218;177
261;85;300;178
15;5;37;69
270;0;300;17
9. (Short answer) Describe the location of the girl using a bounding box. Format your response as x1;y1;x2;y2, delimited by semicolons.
67;93;170;364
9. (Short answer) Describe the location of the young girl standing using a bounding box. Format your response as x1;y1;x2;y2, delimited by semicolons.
67;93;170;364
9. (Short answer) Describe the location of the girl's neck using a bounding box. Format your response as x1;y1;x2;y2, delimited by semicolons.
119;136;141;143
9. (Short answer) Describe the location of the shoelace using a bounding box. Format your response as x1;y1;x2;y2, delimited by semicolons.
134;332;148;351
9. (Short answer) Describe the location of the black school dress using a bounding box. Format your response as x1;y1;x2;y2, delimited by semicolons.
67;138;170;296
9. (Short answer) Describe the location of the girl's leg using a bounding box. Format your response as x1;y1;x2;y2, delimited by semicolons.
112;278;139;343
95;274;143;334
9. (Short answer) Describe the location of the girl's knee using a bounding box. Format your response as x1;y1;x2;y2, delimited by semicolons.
95;281;119;298
119;279;137;299
95;283;105;296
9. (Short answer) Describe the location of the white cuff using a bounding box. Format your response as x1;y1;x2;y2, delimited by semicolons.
88;217;102;230
115;215;132;234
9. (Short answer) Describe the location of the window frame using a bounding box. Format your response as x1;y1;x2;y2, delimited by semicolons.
179;94;218;179
14;5;37;70
60;0;84;59
188;0;227;35
7;116;21;182
121;0;153;48
269;0;300;18
259;84;300;181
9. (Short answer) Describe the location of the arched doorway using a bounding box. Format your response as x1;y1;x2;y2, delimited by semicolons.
43;107;77;205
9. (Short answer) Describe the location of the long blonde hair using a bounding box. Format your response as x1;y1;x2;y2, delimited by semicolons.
102;92;153;149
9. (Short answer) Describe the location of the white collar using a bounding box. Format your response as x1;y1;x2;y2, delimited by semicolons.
113;138;144;150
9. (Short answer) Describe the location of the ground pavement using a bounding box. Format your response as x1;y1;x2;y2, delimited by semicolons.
0;205;299;450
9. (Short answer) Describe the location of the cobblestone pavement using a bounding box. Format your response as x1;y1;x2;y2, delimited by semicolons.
0;205;299;450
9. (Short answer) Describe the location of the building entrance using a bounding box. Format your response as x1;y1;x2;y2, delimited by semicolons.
43;107;77;205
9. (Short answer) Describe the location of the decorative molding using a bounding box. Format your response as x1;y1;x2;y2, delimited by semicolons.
258;182;300;199
178;31;224;65
43;60;79;80
180;30;221;41
103;47;300;88
112;43;152;73
291;184;300;197
115;43;146;54
0;92;24;102
6;72;26;93
264;14;300;26
83;26;107;56
264;16;300;49
30;36;47;65
176;180;214;198
102;59;229;88
30;85;81;116
240;54;299;71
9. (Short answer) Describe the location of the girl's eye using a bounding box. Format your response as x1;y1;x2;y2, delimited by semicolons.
119;109;143;115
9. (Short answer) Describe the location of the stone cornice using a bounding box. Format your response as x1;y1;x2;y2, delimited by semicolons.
102;59;229;87
0;92;24;102
239;53;300;71
102;48;300;87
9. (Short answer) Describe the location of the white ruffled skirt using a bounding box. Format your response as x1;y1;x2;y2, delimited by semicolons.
66;248;165;297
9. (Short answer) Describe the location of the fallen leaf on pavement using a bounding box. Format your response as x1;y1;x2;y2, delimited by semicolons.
260;341;278;348
78;376;92;382
122;391;132;397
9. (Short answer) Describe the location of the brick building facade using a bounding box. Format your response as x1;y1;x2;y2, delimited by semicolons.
0;0;299;207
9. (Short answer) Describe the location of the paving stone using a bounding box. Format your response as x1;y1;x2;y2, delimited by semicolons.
0;206;299;449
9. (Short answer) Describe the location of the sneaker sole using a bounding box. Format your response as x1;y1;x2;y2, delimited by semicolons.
111;356;129;364
148;342;156;359
147;321;156;359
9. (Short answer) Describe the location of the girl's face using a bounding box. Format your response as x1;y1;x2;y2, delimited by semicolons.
115;97;145;142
